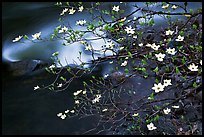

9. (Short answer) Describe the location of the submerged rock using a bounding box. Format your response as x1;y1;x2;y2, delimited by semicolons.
106;71;126;86
8;59;49;76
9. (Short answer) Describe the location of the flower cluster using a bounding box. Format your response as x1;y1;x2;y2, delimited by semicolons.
13;35;23;42
92;94;101;104
124;26;135;35
165;30;174;35
121;60;128;66
152;79;172;93
105;41;115;49
112;5;120;12
175;35;184;41
34;85;40;90
32;32;41;40
145;43;160;51
163;107;171;114
155;53;165;62
76;20;86;25
147;122;157;131
188;63;198;71
57;109;75;120
58;26;68;33
166;47;177;55
60;6;84;16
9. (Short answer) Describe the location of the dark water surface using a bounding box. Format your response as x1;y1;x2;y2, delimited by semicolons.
2;2;202;135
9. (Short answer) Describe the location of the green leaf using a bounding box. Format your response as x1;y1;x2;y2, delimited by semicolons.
179;31;184;36
52;52;59;56
192;24;197;29
67;67;71;72
45;67;51;73
175;67;180;74
190;45;194;49
60;76;66;81
120;10;125;13
193;82;198;88
189;9;194;14
181;56;186;64
141;67;146;72
24;35;29;39
125;68;129;74
128;52;133;58
155;78;159;84
154;105;161;110
83;81;87;86
153;114;160;121
143;73;148;78
149;19;155;26
141;59;147;65
153;67;159;73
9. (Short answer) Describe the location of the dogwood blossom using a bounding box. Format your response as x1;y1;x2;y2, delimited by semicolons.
69;8;76;14
73;90;82;96
132;113;139;117
106;41;114;49
171;5;178;9
60;8;68;16
49;64;55;69
120;46;124;50
58;26;68;33
75;100;80;104
163;108;171;114
57;113;62;117
146;43;152;47
165;30;174;35
152;83;165;93
121;60;128;66
104;74;109;78
78;6;84;12
151;43;160;51
32;32;41;40
162;4;169;9
82;90;86;94
166;48;177;55
57;83;63;88
138;43;143;47
147;122;157;131
34;85;40;90
188;63;198;71
60;114;66;119
65;110;69;113
120;17;126;22
85;45;92;51
155;53;166;62
133;35;137;39
200;60;202;65
92;94;101;104
102;108;108;112
76;20;86;25
13;35;23;42
124;26;135;35
70;110;75;113
163;79;172;87
109;61;113;64
172;105;180;109
184;14;191;18
175;35;184;41
112;5;120;12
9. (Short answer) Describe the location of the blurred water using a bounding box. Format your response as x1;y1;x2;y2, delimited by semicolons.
2;2;202;135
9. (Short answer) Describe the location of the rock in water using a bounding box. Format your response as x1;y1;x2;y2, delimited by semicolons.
8;59;49;76
109;71;126;86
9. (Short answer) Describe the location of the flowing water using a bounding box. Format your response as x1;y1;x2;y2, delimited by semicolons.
2;2;202;135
